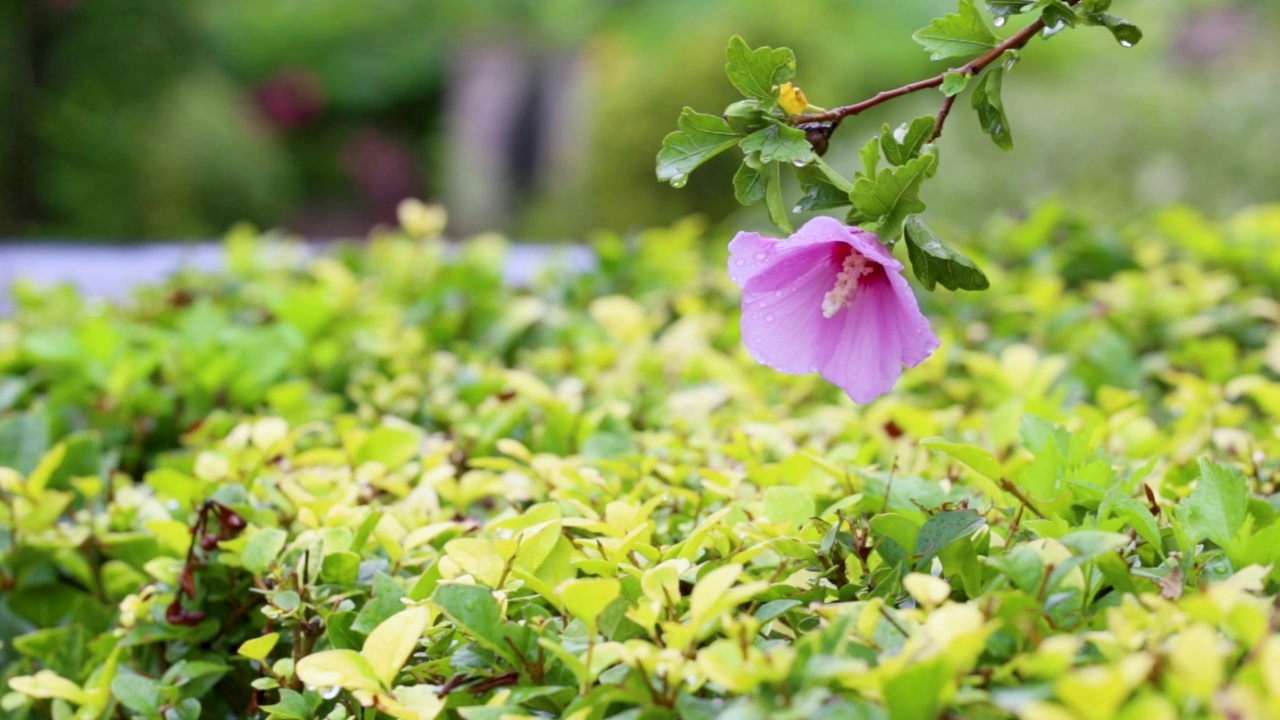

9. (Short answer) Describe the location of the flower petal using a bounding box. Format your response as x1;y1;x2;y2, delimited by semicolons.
791;217;901;271
815;269;938;403
885;266;941;367
730;217;939;402
727;232;776;288
842;228;902;272
789;216;856;249
740;244;838;374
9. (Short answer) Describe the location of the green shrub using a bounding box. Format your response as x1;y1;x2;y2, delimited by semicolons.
4;204;1280;719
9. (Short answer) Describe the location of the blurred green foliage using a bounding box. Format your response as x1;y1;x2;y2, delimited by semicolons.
0;0;1276;239
4;203;1280;718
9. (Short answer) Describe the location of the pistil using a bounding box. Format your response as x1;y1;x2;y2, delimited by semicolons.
821;251;873;318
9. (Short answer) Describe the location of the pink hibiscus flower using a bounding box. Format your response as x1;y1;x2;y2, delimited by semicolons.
728;216;940;403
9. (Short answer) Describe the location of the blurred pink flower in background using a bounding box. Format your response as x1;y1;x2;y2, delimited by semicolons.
728;217;940;403
255;68;326;129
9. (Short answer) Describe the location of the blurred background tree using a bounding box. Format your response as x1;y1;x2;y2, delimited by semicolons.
0;0;1275;240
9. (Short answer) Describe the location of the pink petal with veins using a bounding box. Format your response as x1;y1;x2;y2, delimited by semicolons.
727;217;940;403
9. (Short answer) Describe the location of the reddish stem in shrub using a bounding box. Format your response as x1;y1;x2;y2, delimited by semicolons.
165;499;246;626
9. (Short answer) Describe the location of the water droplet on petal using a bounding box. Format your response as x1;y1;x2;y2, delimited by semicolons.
765;313;774;322
757;300;768;308
753;252;767;260
993;16;1007;27
774;291;783;298
735;258;746;266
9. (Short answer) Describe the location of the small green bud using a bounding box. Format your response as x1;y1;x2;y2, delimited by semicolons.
723;100;769;135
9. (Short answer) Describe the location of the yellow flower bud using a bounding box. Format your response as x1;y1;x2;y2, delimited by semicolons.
778;83;808;116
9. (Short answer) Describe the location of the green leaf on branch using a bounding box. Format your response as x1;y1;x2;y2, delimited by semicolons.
1085;12;1143;47
916;510;986;565
860;136;880;178
740;124;814;165
850;153;937;242
794;177;851;212
733;162;767;206
941;71;971;96
764;486;816;525
762;162;793;234
880;116;937;167
1179;459;1248;550
985;0;1037;20
884;658;950;720
912;0;999;61
1040;0;1080;36
971;65;1013;151
724;36;796;102
656;108;742;188
110;675;162;716
431;583;530;668
794;158;854;212
903;216;990;291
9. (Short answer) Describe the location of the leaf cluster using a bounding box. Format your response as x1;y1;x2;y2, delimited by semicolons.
657;3;1144;294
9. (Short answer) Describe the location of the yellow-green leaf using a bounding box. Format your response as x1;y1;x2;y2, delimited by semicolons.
560;578;621;634
361;606;431;688
294;650;383;693
237;633;281;662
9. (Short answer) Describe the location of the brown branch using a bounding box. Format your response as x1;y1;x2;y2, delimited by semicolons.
999;478;1048;519
931;94;958;142
790;4;1074;131
878;605;911;638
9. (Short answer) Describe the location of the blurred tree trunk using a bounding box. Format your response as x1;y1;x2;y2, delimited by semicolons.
442;39;589;236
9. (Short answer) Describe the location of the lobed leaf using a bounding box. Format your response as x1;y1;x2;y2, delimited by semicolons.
903;216;990;291
913;0;999;61
739;123;814;166
724;36;796;102
970;64;1013;150
850;152;938;241
656;108;742;187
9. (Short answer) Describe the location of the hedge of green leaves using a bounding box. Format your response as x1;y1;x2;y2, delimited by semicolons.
4;204;1280;720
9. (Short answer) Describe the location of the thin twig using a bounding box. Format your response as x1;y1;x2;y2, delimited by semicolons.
878;605;911;638
999;478;1048;519
790;4;1075;136
931;94;958;141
